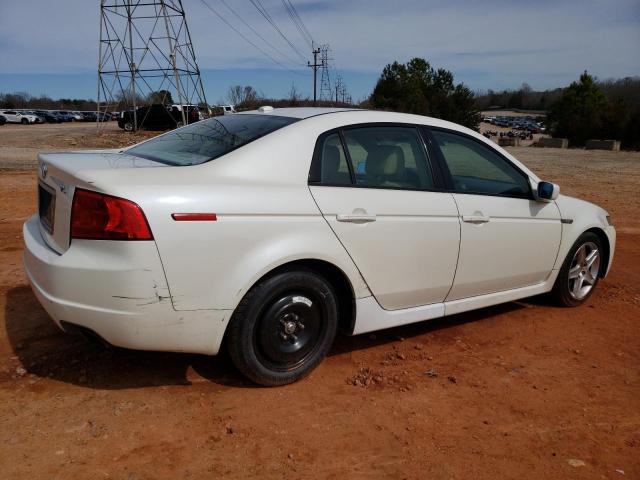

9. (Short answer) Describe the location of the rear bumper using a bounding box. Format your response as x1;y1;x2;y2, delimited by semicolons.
23;214;229;355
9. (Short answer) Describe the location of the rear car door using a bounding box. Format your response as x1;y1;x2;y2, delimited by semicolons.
309;125;460;310
3;111;18;122
427;128;561;300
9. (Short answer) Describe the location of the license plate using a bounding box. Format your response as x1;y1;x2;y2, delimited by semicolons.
38;182;55;234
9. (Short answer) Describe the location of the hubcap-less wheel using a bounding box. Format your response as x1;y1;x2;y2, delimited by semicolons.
255;293;324;372
226;270;338;386
568;241;600;300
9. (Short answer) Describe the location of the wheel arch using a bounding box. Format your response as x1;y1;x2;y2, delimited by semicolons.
228;258;357;337
584;227;610;278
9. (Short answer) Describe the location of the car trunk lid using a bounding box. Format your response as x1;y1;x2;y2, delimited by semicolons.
36;150;168;253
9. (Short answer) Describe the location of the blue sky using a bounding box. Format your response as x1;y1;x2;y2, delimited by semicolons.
0;0;639;103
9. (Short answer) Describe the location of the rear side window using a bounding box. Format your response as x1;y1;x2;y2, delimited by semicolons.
431;129;531;198
317;133;352;185
309;126;436;190
342;127;434;189
127;114;298;166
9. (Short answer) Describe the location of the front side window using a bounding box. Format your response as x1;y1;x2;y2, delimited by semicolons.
342;127;434;189
127;114;298;166
431;129;531;198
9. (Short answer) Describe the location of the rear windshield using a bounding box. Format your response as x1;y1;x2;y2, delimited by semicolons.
127;114;298;166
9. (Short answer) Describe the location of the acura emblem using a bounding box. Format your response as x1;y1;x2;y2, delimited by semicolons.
40;162;48;179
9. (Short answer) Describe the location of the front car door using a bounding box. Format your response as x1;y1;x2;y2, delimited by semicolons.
309;124;460;310
427;128;561;301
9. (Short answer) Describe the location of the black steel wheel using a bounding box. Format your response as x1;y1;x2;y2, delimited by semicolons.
226;269;338;386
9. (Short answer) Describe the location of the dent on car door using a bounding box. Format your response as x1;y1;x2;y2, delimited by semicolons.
428;128;561;300
309;125;460;310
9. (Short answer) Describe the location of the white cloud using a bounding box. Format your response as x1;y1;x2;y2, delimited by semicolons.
0;0;638;92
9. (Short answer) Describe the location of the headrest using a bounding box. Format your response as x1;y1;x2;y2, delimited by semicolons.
366;146;405;180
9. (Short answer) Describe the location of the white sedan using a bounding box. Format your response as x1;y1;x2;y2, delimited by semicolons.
23;108;615;385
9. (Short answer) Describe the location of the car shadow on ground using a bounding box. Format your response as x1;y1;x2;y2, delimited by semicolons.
5;284;531;390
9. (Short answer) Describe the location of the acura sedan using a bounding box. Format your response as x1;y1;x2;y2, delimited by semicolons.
23;108;615;385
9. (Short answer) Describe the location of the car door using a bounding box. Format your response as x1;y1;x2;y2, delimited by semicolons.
309;125;460;311
3;111;18;122
427;128;561;301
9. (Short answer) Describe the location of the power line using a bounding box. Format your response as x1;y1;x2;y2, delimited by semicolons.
248;0;308;62
198;0;307;76
281;0;314;48
217;0;303;67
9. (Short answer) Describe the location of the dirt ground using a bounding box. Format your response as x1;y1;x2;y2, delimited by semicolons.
0;125;639;479
0;122;156;169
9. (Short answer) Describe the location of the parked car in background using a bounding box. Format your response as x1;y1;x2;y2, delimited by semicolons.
22;111;46;124
54;111;75;122
80;111;98;122
24;107;616;386
221;104;236;115
117;104;199;131
0;110;39;124
56;111;83;122
34;110;63;123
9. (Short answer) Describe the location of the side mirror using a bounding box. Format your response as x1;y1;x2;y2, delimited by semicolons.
536;181;559;202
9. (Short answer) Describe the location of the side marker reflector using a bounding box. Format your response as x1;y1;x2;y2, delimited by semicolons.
171;213;217;221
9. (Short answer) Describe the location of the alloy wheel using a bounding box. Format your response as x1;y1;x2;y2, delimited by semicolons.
567;241;600;300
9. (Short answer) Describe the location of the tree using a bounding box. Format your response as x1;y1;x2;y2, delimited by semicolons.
288;83;301;107
370;57;481;130
547;71;607;146
147;89;174;105
227;85;259;108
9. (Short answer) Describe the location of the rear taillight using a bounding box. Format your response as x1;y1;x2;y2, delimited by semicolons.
71;188;153;240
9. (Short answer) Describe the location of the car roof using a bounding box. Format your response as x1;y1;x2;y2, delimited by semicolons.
237;107;360;119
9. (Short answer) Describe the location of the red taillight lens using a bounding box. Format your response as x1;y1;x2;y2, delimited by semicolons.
71;188;153;240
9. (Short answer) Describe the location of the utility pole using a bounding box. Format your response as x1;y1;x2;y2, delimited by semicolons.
307;46;321;106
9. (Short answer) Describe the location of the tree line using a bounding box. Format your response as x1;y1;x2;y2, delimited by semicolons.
3;60;639;149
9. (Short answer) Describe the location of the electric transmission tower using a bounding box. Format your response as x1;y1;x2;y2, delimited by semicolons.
334;74;350;105
318;44;332;103
97;0;209;130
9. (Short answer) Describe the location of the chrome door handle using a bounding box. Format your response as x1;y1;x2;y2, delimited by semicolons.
462;215;490;224
336;213;377;223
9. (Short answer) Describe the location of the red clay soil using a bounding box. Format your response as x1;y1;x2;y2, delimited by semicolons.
0;152;638;479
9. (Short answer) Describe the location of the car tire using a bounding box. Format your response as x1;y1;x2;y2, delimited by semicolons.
123;122;134;132
551;232;603;307
226;269;338;386
21;118;29;125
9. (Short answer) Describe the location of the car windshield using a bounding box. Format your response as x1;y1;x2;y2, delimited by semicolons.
126;114;298;166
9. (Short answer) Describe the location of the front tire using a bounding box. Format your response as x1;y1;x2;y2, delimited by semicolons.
226;270;338;386
551;232;603;307
123;121;134;132
21;118;29;125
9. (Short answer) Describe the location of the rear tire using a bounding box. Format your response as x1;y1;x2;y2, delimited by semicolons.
551;232;603;307
21;118;29;125
226;269;338;386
